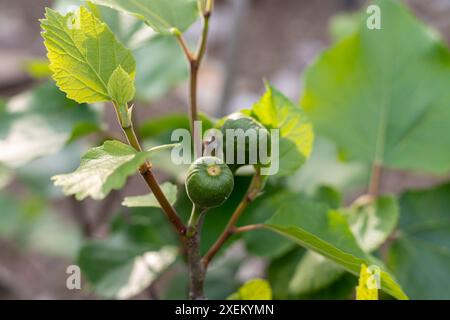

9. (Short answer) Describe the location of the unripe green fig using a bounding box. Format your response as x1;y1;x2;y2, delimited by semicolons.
220;113;271;168
186;156;234;209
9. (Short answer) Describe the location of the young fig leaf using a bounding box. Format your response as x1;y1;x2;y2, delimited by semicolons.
41;7;135;104
108;66;136;106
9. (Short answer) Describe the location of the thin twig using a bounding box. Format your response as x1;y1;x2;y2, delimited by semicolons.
195;6;212;67
137;151;186;235
189;62;201;158
202;170;262;268
234;224;264;234
176;2;213;158
175;34;194;63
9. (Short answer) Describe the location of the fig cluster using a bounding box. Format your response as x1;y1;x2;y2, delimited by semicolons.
185;114;270;209
220;114;271;169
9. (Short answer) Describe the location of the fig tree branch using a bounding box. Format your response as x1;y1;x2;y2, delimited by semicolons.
173;1;215;299
113;102;186;235
176;1;213;158
202;169;262;268
196;1;212;67
175;34;194;63
185;209;207;300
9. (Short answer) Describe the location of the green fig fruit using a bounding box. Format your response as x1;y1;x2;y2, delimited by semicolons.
186;156;234;209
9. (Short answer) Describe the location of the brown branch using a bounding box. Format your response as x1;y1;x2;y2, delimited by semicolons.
195;5;212;67
172;0;215;298
186;212;206;300
176;4;212;159
139;165;186;234
189;61;201;158
202;171;262;268
175;34;194;63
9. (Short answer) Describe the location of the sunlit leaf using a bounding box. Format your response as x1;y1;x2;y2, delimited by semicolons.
53;1;188;102
41;7;135;103
53;0;150;47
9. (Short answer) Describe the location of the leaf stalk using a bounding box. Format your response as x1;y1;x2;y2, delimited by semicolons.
114;102;186;235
